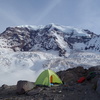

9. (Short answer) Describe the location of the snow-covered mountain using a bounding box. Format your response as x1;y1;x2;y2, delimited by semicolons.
0;23;100;86
85;35;100;52
0;23;97;54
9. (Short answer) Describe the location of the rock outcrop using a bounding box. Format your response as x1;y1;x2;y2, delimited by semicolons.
0;66;100;100
96;78;100;94
16;80;35;94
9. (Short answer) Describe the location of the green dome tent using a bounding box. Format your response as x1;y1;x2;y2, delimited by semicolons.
35;69;63;86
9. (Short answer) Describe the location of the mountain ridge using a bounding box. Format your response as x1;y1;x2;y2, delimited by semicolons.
0;23;99;56
0;24;100;85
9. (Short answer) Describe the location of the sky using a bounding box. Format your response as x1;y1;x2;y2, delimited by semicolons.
0;0;100;34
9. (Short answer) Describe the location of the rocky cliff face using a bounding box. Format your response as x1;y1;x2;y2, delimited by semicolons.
0;24;99;55
85;35;100;51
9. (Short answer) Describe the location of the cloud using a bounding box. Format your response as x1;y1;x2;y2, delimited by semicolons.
34;0;62;24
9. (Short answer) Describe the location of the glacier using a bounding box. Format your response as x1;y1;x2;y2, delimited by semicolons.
0;23;100;86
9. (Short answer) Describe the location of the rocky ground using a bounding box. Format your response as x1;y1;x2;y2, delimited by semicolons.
0;66;100;100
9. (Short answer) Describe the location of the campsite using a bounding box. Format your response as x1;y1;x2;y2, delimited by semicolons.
0;66;100;100
1;0;100;100
35;69;63;87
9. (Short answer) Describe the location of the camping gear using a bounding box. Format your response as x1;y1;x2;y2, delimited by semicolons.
35;69;63;86
86;72;96;81
77;77;86;83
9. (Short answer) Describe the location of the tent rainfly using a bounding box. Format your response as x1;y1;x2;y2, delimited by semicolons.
35;69;63;86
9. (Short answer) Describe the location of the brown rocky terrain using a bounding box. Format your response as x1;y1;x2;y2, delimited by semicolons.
0;66;100;100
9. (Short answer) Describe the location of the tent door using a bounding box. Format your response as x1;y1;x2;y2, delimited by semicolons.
50;75;53;83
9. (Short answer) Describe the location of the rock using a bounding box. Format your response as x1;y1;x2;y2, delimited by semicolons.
16;80;35;94
57;67;86;84
0;67;100;100
0;85;16;96
1;84;9;89
58;70;78;84
73;66;87;77
96;78;100;94
27;87;43;96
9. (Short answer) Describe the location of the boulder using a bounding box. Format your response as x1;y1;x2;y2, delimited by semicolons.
58;70;78;84
57;67;86;84
96;78;100;94
73;66;87;77
1;84;10;89
16;80;35;94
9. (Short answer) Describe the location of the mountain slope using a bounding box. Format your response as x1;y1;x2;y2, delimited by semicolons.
85;35;100;52
0;23;100;86
0;23;97;55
